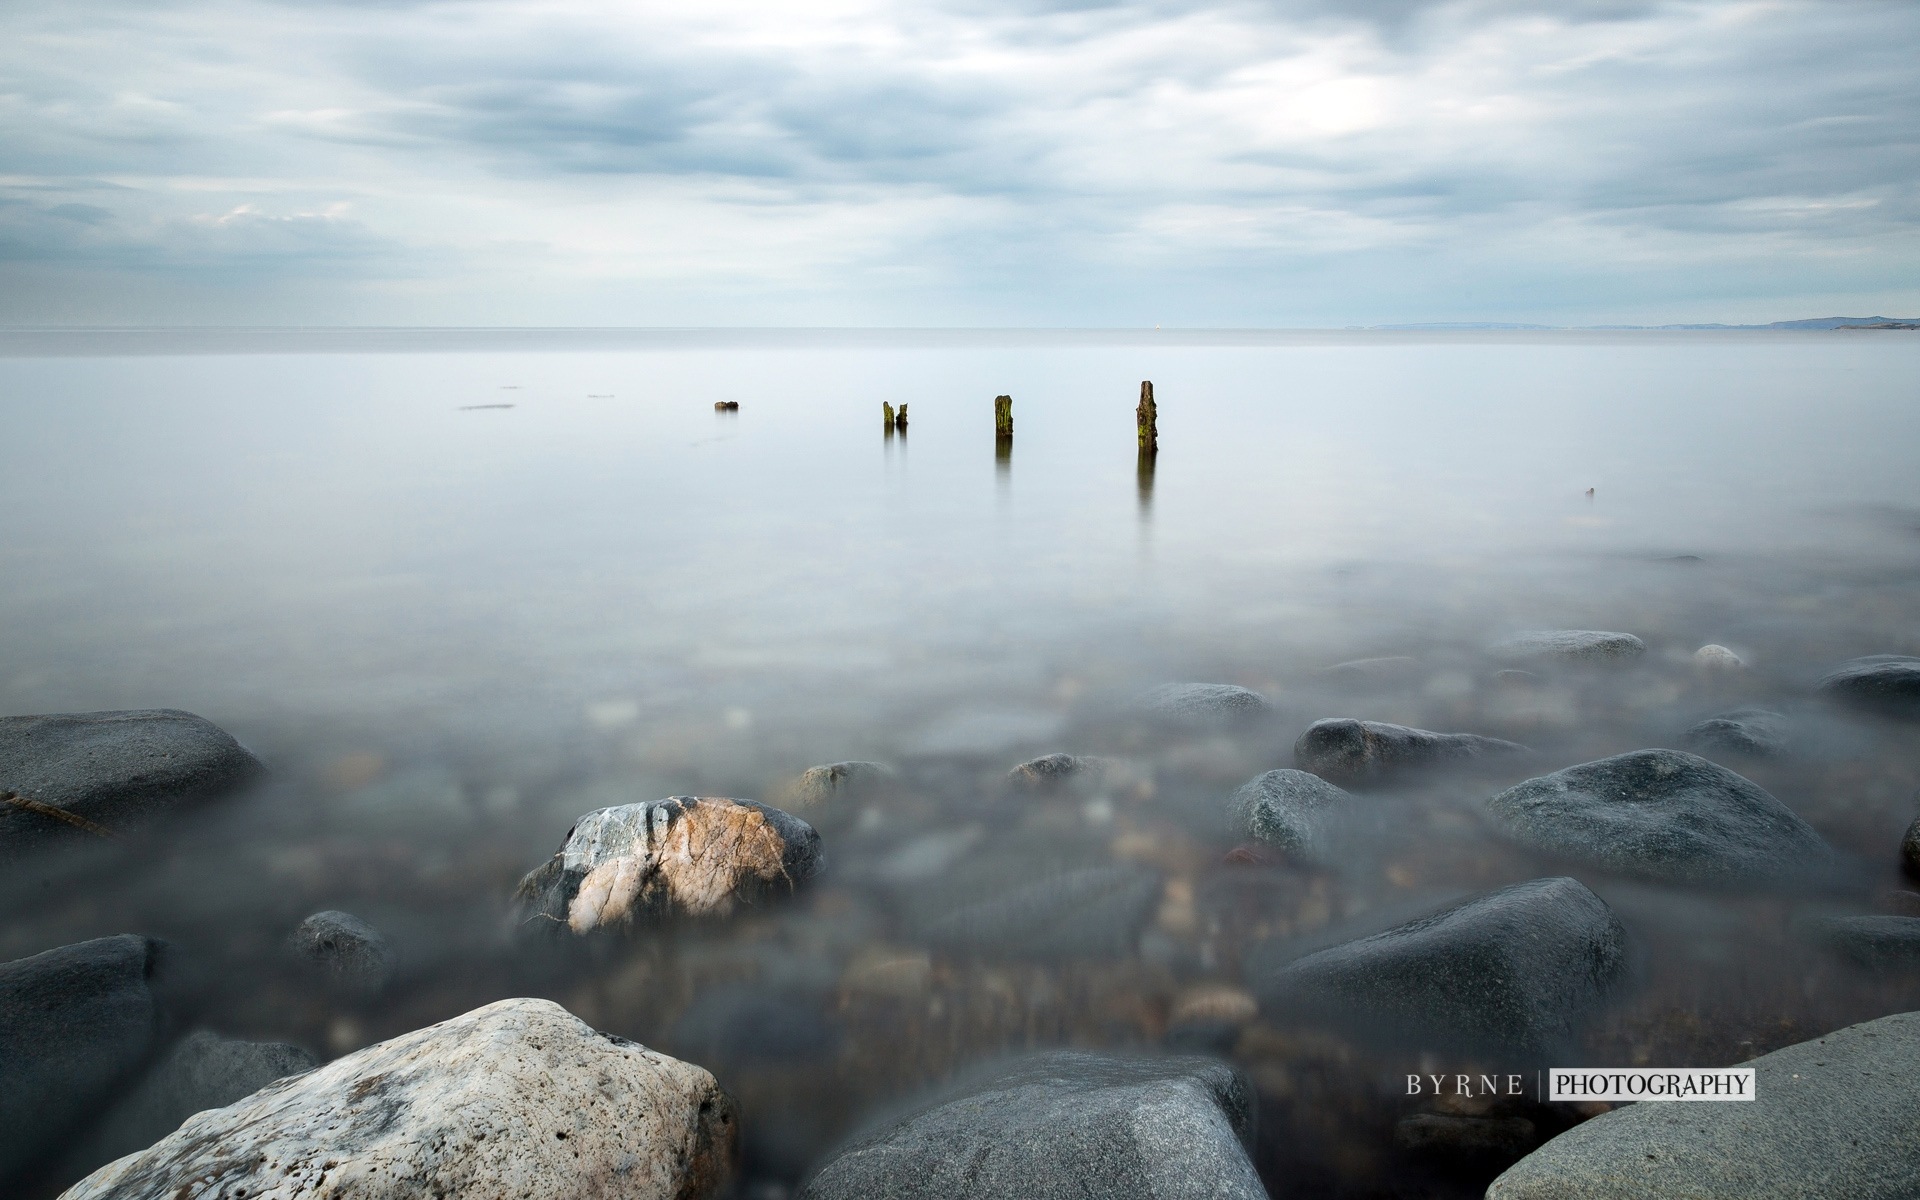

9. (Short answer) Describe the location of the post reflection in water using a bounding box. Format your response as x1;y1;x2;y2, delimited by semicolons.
1136;447;1156;519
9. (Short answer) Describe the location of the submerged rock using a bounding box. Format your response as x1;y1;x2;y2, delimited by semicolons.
288;910;394;996
1819;655;1920;717
1230;768;1352;859
1320;656;1420;685
514;796;822;935
1692;644;1745;670
64;998;737;1200
1007;753;1102;790
1485;749;1833;886
783;761;896;809
1140;683;1273;726
1492;631;1645;665
1806;914;1920;969
1253;877;1626;1058
1683;708;1788;758
1904;817;1920;881
800;1051;1265;1200
0;710;263;849
1488;1010;1920;1199
0;935;168;1183
1292;718;1527;785
909;863;1162;959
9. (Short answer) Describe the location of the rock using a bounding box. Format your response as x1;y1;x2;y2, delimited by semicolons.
0;935;168;1183
55;1030;316;1179
1395;1113;1536;1160
1492;631;1645;665
1006;753;1110;790
909;863;1162;959
784;761;895;809
1904;816;1920;881
1139;683;1272;726
1693;644;1745;669
288;911;394;996
1230;768;1352;858
1487;1009;1920;1199
64;998;736;1200
1253;877;1626;1057
514;796;822;935
0;710;263;849
1682;708;1787;758
1819;655;1920;717
1806;914;1920;969
1485;749;1834;886
799;1050;1264;1200
1292;718;1528;785
1320;656;1420;685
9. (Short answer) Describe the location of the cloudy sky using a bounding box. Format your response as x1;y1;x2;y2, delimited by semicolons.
2;0;1916;326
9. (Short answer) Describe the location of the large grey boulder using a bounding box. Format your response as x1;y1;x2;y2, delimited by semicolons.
1492;631;1645;665
64;998;737;1200
514;796;822;935
1819;655;1920;717
1485;749;1834;886
1254;877;1625;1058
1292;718;1527;785
1487;1009;1920;1199
799;1051;1266;1200
1683;708;1788;758
1140;683;1273;726
0;935;168;1184
1;710;263;849
1230;768;1352;860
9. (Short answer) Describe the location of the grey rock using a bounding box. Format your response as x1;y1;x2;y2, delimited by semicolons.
1806;915;1920;969
1007;753;1099;789
514;796;822;935
288;911;394;996
1292;718;1528;785
1394;1113;1536;1160
800;1051;1266;1200
1492;631;1645;664
1485;749;1834;886
1904;816;1920;881
0;710;263;849
1487;1009;1920;1199
1253;877;1626;1058
785;761;896;808
910;863;1163;959
64;998;737;1200
1320;656;1420;685
0;935;167;1183
1230;768;1352;859
1683;708;1787;758
1140;683;1273;726
1819;655;1920;717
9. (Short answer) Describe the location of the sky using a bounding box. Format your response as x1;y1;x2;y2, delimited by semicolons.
1;0;1916;327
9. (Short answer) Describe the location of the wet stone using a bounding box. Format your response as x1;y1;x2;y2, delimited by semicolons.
800;1050;1266;1200
1320;656;1420;686
1139;683;1273;726
288;910;394;997
0;935;168;1185
1007;753;1103;790
1683;708;1787;758
0;710;264;851
1230;768;1352;860
1491;630;1645;665
1692;643;1745;670
1903;816;1920;881
784;761;896;809
1252;877;1627;1058
1292;718;1528;786
62;998;738;1200
514;796;823;935
1488;1010;1920;1199
1819;654;1920;717
1485;749;1835;887
1806;914;1920;969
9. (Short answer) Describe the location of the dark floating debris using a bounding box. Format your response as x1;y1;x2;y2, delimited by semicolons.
456;403;514;411
714;400;739;411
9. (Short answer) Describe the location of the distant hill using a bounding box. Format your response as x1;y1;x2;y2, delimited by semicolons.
1370;316;1919;331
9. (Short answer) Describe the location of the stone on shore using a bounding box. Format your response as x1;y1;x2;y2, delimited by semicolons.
1492;631;1645;665
514;796;822;935
1485;749;1834;886
783;761;896;809
63;998;736;1200
1292;718;1528;785
0;935;168;1183
1819;655;1920;717
1683;708;1788;758
288;910;394;996
1140;683;1273;726
1;710;264;849
1487;1009;1920;1199
799;1050;1265;1200
1253;877;1626;1058
1230;768;1352;859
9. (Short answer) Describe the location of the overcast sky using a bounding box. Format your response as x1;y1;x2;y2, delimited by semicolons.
2;0;1916;326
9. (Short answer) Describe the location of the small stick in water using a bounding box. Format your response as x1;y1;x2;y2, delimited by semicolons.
2;790;115;839
1137;381;1158;453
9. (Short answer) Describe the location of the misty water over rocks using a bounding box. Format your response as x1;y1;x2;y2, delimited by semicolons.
2;330;1919;1197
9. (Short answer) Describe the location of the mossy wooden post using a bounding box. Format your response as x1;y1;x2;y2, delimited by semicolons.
883;401;896;434
1136;381;1157;453
895;403;908;432
994;394;1013;464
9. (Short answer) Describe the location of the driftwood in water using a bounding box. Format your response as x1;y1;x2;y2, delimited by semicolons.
1136;381;1157;452
714;400;739;411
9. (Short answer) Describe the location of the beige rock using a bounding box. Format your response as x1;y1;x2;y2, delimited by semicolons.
1169;983;1258;1027
62;998;735;1200
1694;644;1745;669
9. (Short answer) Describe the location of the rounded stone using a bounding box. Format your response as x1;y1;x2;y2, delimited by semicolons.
288;910;394;996
1819;655;1920;717
1491;631;1646;665
1230;768;1352;858
1139;683;1273;726
1292;718;1528;786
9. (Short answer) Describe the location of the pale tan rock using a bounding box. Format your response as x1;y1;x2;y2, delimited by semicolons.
62;998;735;1200
1694;644;1745;669
1169;983;1258;1027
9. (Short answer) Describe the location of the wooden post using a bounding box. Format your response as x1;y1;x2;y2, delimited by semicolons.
1136;381;1157;452
883;402;895;433
994;395;1013;438
895;403;908;431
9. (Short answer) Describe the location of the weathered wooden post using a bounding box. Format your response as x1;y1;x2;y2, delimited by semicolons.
994;395;1013;438
895;403;908;432
1136;381;1157;452
883;401;896;434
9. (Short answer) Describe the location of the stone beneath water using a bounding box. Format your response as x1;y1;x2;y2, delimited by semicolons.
1230;768;1352;859
62;998;737;1200
783;761;896;809
0;935;168;1184
1006;753;1105;790
1683;708;1788;758
1293;718;1528;785
514;796;822;935
1904;816;1920;881
1139;683;1273;726
1491;631;1645;664
799;1051;1265;1200
288;910;394;997
0;710;264;850
1819;655;1920;717
1487;1010;1920;1199
1253;877;1626;1058
1805;914;1920;969
1486;749;1834;887
908;863;1163;959
1319;656;1420;685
